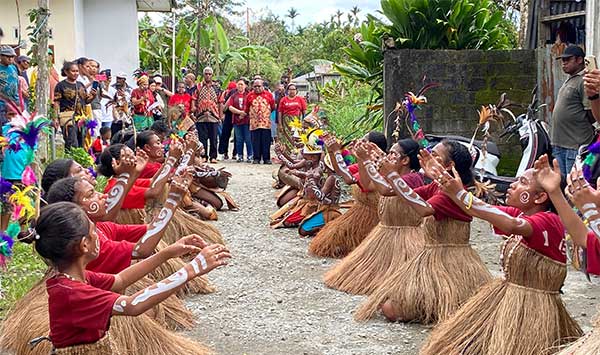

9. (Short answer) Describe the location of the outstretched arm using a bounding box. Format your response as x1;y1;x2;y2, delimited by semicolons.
111;243;230;316
103;149;147;221
427;150;531;236
133;171;192;258
379;154;434;216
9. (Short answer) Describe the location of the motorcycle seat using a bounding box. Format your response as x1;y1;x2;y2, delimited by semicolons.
426;134;501;157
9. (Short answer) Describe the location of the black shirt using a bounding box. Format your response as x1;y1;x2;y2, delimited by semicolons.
54;80;88;114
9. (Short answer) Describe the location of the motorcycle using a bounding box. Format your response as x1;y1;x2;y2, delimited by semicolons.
426;87;552;200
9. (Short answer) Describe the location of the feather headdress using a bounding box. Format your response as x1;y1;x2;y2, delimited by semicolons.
300;128;324;154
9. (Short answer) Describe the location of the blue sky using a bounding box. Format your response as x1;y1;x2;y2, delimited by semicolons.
230;1;381;29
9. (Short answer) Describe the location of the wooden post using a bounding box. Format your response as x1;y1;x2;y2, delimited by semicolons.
34;0;51;171
587;0;599;57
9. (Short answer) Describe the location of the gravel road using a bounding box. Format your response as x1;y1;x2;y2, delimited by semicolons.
184;160;600;355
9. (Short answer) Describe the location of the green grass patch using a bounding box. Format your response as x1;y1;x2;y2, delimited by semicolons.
0;243;46;319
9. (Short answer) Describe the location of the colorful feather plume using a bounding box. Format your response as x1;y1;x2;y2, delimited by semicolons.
403;92;428;148
583;141;600;182
9;185;37;222
0;231;14;269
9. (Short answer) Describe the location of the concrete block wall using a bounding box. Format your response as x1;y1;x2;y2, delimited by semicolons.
383;49;538;173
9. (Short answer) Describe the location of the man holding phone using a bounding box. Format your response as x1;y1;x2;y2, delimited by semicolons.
584;56;600;123
552;45;596;176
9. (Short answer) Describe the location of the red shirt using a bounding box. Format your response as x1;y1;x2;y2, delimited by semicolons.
415;183;472;222
245;91;275;130
493;206;567;263
104;178;152;209
139;161;161;179
168;93;192;115
85;222;146;273
226;91;248;125
586;232;600;275
47;271;119;348
131;88;154;115
278;96;307;117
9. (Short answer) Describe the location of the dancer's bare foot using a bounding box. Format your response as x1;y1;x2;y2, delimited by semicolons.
381;300;399;322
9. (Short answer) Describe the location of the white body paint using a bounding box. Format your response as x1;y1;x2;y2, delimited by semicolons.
456;190;527;228
152;158;176;189
175;151;192;175
140;208;174;244
106;173;130;212
131;268;188;306
365;161;392;189
387;171;429;208
197;254;207;270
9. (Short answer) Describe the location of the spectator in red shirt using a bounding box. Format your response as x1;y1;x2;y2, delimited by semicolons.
277;83;306;128
245;79;275;164
191;67;221;163
218;81;238;160
225;79;252;162
91;126;112;162
168;82;192;117
130;75;154;131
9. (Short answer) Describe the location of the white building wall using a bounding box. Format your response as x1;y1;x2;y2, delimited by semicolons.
587;0;599;58
83;0;139;83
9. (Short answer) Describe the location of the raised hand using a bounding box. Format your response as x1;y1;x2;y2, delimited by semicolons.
170;169;192;195
436;166;464;197
134;149;149;175
168;140;184;160
532;154;562;194
163;235;205;259
191;244;231;276
567;168;600;210
584;69;600;97
353;140;370;161
323;132;342;153
378;154;398;178
418;149;445;180
112;147;136;175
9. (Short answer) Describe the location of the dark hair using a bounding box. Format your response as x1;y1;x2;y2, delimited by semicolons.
441;140;474;185
366;131;388;153
100;126;111;136
136;130;156;149
97;144;125;177
46;177;81;204
150;120;170;136
397;139;421;171
60;61;78;77
42;159;75;193
76;57;88;65
33;202;91;268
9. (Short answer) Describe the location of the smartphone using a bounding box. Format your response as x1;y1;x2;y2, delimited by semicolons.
91;81;99;90
585;55;598;71
95;74;107;82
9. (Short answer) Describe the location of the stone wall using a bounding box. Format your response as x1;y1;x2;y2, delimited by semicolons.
384;49;538;173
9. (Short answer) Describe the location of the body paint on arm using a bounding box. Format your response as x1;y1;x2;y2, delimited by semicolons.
106;173;130;213
386;171;430;208
152;157;177;189
456;190;527;228
333;152;356;183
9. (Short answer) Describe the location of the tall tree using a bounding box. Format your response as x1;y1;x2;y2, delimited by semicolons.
287;7;300;33
335;10;344;27
350;6;361;26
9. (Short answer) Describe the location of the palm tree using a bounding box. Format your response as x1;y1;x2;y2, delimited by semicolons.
335;10;343;27
287;7;299;33
350;6;361;26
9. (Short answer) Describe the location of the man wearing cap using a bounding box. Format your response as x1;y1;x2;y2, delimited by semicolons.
552;45;596;176
152;75;172;119
15;55;31;110
0;45;20;124
112;72;132;98
191;66;222;163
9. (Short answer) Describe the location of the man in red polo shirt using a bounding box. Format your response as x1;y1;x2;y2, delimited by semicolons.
245;79;275;164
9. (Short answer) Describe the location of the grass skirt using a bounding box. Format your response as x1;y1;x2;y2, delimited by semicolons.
323;195;424;294
53;333;115;354
420;238;582;355
115;208;146;225
355;216;491;324
309;186;379;258
0;278;209;355
161;209;224;245
557;324;600;355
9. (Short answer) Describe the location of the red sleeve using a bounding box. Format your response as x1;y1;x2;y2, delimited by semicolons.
85;271;116;291
348;164;368;192
134;178;152;188
104;178;146;209
244;94;252;113
110;223;148;243
587;232;600;275
87;223;135;273
277;97;285;113
415;184;472;222
68;285;119;330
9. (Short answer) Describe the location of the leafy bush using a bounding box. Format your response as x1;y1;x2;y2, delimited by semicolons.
319;80;383;141
64;147;95;169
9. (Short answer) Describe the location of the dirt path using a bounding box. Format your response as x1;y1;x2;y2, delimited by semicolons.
185;160;600;355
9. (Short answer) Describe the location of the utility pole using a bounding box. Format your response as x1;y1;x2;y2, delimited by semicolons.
35;0;51;164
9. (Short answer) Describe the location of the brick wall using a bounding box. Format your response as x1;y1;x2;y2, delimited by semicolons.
384;49;538;173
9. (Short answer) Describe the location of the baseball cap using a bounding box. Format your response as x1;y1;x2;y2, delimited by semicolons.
0;45;17;57
16;55;31;63
116;72;127;78
556;45;585;60
153;76;163;84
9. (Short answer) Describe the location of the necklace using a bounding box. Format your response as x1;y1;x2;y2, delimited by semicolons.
58;272;87;284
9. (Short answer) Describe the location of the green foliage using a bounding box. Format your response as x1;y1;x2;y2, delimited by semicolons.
381;0;516;50
0;243;46;318
95;175;109;193
64;148;95;169
320;80;383;140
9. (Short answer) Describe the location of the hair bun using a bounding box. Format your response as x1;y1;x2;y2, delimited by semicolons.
18;228;39;244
